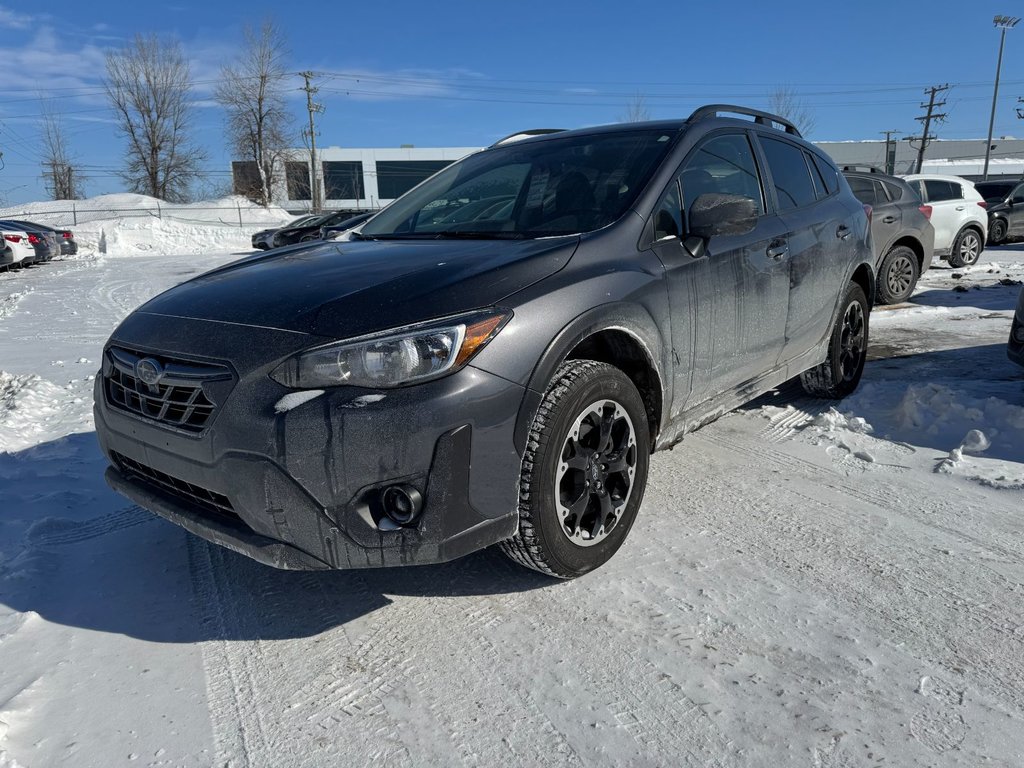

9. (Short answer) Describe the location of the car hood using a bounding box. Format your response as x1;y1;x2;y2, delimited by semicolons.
136;237;578;338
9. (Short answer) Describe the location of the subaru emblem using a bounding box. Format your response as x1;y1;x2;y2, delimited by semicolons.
135;358;163;387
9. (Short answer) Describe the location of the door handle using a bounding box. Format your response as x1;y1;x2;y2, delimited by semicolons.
766;242;789;261
955;206;966;211
881;216;897;224
836;225;852;240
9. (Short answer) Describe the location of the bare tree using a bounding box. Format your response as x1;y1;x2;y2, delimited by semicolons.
767;86;816;136
40;102;85;200
215;21;292;207
620;92;651;123
105;34;206;202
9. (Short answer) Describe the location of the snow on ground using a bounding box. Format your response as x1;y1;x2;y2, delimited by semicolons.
0;241;1022;767
0;194;292;257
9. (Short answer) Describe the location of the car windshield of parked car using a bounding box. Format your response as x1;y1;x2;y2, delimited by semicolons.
360;129;676;239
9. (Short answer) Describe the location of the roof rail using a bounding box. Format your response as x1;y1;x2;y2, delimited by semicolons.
841;164;887;174
687;104;801;137
490;128;566;147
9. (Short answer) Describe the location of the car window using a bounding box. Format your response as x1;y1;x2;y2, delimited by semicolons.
679;133;764;226
923;179;962;202
652;180;683;241
883;181;905;201
1012;184;1024;204
845;176;879;206
760;136;817;212
871;180;890;203
811;154;839;196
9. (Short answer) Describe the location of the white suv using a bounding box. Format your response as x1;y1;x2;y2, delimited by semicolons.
902;174;987;267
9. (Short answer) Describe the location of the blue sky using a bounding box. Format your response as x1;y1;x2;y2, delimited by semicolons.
1;0;1023;205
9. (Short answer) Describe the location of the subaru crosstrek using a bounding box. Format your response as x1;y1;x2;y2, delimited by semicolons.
95;105;875;578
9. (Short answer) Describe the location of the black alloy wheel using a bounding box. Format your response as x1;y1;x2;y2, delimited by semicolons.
500;360;651;578
800;282;870;399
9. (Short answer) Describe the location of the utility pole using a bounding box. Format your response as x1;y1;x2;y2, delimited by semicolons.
300;71;324;213
1016;96;1024;119
909;84;949;174
984;15;1019;179
880;130;901;175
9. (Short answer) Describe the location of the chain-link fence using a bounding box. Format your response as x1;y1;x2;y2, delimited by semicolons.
0;203;291;230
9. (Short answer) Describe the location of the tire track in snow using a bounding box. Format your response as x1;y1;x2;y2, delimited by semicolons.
25;506;153;548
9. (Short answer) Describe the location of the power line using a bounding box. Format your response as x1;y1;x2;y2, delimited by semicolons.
908;84;949;173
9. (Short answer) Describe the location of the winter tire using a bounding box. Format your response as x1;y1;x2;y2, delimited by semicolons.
800;282;869;399
876;245;919;305
948;228;983;267
989;219;1007;246
500;360;650;579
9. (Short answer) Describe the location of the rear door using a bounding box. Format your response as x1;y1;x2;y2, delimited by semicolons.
846;175;900;263
758;136;850;364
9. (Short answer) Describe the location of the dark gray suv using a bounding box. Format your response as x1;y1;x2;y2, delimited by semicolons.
842;166;935;304
95;106;874;578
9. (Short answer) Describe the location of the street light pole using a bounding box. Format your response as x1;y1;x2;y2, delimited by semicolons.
984;15;1019;180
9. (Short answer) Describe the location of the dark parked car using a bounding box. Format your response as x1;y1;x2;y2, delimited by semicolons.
95;105;874;578
319;211;375;240
975;179;1024;245
0;219;58;262
1010;285;1024;369
842;166;935;304
251;215;320;251
271;210;363;248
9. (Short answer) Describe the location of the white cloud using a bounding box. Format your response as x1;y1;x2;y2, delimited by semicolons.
0;6;34;29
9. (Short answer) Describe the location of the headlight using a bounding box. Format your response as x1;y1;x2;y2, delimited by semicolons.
271;311;510;388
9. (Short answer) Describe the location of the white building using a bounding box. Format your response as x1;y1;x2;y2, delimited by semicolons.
233;146;482;213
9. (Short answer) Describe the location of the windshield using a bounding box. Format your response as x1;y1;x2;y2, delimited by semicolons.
361;129;676;239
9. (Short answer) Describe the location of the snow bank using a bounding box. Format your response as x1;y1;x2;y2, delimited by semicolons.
0;372;92;453
0;194;293;258
804;381;1024;489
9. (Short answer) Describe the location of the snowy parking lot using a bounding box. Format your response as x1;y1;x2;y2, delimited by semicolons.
1;246;1022;767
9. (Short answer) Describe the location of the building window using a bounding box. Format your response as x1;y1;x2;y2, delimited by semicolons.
285;162;311;201
232;161;261;200
323;161;365;200
376;160;453;199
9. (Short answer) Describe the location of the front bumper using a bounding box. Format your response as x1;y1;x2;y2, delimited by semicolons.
94;329;524;569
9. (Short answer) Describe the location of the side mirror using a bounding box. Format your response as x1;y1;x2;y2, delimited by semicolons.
688;193;759;240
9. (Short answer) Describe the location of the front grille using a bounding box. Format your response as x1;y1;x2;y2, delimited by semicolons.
113;451;237;519
104;347;232;433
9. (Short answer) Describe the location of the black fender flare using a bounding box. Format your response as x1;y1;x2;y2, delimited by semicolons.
513;302;670;454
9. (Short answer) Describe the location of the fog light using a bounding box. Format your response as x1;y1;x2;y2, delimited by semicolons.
381;484;423;526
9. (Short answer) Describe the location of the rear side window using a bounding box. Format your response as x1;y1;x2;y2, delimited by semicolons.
923;179;963;202
811;154;839;195
883;181;905;201
760;137;817;212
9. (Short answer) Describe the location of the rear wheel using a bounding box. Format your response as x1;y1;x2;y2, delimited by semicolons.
500;360;650;578
989;219;1007;246
948;228;983;267
876;245;919;305
800;283;869;399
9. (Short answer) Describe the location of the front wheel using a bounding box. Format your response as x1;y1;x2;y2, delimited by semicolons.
800;283;869;399
948;228;983;267
500;360;650;578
